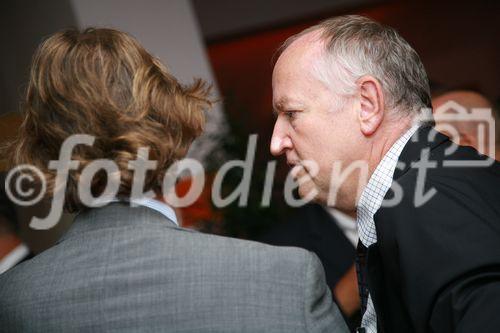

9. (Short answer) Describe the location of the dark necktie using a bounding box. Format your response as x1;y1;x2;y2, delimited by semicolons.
355;241;369;315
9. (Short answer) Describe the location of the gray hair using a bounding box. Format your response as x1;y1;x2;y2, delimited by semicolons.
279;15;431;117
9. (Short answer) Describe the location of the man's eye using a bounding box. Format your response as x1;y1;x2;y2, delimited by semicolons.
284;111;296;119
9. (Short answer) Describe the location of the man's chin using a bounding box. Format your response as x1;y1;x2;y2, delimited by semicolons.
297;184;321;203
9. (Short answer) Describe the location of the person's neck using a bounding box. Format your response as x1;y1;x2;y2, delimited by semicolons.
0;233;22;259
365;117;415;176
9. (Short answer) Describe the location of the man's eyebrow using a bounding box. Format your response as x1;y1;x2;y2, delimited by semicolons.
274;97;301;111
272;98;287;117
273;97;304;116
274;97;288;109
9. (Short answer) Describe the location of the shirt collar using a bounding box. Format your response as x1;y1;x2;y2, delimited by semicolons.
112;197;178;226
357;125;420;247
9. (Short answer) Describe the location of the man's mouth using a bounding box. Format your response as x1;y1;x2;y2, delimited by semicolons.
290;164;305;178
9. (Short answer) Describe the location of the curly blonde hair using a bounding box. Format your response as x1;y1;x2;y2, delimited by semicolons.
7;28;212;212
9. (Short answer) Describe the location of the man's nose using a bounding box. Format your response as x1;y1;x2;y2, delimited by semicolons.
270;121;292;156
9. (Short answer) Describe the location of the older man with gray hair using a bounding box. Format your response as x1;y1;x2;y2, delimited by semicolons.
271;15;500;333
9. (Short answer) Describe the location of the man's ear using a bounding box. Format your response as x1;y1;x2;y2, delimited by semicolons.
357;75;385;136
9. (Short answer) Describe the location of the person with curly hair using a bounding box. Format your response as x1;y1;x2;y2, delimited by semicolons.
0;28;348;332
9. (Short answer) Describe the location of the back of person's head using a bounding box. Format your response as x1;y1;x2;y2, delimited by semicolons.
7;28;212;212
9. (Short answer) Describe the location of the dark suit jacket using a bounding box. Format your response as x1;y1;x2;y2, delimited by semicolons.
367;126;500;332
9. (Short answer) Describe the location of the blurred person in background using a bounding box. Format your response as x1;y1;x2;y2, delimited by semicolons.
433;89;499;160
0;28;348;332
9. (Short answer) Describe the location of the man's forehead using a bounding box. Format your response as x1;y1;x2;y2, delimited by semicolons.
272;30;329;109
288;29;324;51
277;31;324;66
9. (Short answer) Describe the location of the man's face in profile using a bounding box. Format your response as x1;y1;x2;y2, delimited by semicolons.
270;33;363;211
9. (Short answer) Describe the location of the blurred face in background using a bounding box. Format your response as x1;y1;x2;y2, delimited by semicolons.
433;90;496;158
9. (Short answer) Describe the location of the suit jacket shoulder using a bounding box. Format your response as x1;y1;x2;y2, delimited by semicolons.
0;203;348;333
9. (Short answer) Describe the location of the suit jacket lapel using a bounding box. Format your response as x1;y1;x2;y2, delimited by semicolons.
366;243;386;331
